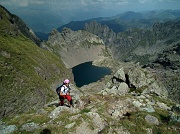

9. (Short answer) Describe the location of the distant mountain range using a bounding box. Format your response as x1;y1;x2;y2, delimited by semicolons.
57;10;180;33
36;9;180;41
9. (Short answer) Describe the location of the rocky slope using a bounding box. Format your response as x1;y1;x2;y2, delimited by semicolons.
41;28;111;68
84;20;180;104
1;63;180;134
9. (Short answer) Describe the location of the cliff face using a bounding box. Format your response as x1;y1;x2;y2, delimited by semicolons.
41;28;111;68
85;20;180;63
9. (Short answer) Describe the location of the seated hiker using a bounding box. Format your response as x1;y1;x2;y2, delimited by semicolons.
58;79;73;107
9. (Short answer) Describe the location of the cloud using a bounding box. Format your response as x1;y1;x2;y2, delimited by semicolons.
1;0;180;14
0;0;44;7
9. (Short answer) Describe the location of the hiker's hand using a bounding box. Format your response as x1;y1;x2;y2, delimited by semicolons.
66;92;70;95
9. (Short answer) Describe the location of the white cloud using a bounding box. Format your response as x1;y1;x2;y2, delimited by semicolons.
0;0;44;7
1;0;180;13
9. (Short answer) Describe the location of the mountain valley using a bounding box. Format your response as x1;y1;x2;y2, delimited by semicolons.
0;5;180;134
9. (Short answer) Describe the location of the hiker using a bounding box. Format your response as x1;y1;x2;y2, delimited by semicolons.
57;79;73;107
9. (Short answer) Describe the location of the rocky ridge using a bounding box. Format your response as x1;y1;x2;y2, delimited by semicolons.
0;5;41;45
41;28;111;68
84;20;180;64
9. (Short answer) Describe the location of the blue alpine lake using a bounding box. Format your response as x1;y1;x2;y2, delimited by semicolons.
72;61;112;87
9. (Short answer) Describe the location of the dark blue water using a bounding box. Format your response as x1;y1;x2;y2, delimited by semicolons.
72;61;112;87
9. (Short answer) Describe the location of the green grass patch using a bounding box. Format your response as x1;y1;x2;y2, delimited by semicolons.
4;113;50;127
152;95;176;107
80;108;91;114
117;110;180;134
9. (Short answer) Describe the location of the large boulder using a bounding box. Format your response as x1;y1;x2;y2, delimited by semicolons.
102;67;129;95
127;65;168;97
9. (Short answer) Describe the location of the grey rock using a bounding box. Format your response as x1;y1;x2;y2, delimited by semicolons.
128;67;168;97
86;112;106;133
169;111;180;123
75;121;94;134
145;98;156;106
141;105;155;113
21;122;39;132
117;82;129;95
146;128;153;134
0;124;18;134
156;102;171;111
48;106;64;119
132;100;142;108
145;114;159;125
113;67;126;81
103;126;130;134
169;105;180;122
41;28;106;68
65;122;76;129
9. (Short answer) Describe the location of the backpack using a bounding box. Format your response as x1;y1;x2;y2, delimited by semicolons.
56;84;64;95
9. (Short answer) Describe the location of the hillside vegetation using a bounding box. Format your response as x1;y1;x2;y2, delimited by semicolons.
0;6;72;117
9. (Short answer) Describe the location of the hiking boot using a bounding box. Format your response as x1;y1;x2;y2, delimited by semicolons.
70;104;74;108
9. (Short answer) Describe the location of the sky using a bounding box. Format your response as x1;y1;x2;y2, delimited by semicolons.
0;0;180;32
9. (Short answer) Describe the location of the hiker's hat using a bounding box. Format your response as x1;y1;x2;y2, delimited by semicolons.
64;79;70;84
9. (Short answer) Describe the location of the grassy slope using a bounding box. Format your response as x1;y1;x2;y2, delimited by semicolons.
0;7;72;117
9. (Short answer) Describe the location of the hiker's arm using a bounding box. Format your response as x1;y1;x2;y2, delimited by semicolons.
60;91;64;96
66;91;70;95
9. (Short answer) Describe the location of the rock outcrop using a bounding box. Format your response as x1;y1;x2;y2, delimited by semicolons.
102;64;168;97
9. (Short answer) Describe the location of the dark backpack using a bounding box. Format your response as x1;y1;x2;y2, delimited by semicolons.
56;84;64;95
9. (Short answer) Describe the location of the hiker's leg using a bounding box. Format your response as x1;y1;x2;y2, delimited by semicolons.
59;96;64;106
65;95;73;105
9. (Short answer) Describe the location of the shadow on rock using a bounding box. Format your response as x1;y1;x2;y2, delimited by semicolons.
40;128;51;134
